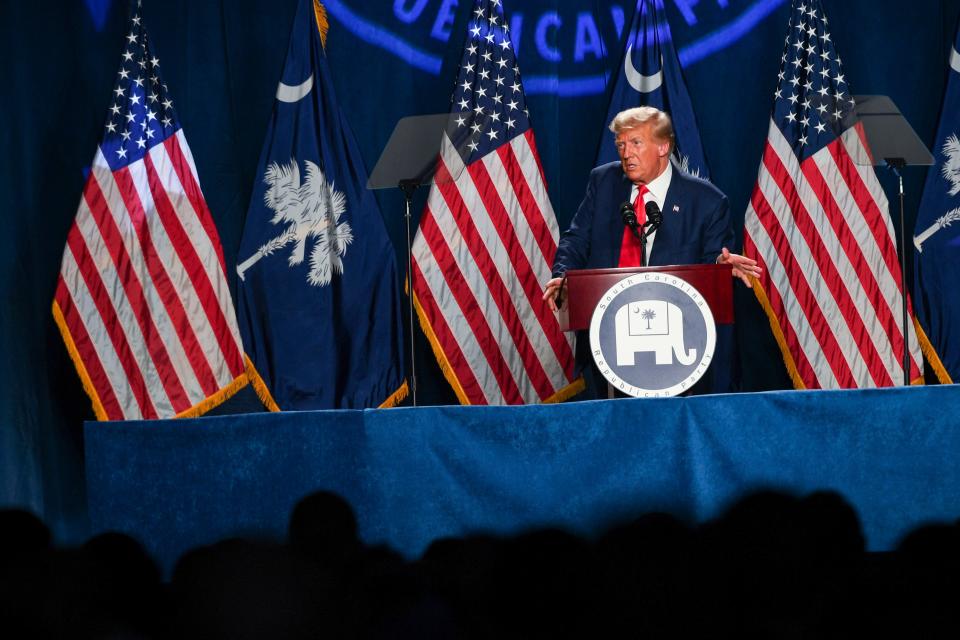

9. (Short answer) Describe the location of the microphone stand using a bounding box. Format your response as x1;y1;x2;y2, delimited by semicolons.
640;220;661;268
637;225;648;267
640;200;663;268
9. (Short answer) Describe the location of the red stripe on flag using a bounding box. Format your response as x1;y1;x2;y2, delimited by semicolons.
65;224;158;419
112;167;222;398
498;138;557;268
524;130;550;192
827;139;903;287
755;154;855;388
460;160;557;400
799;156;895;386
163;135;229;276
471;153;574;377
417;201;524;404
826;139;918;378
754;144;857;387
82;174;194;412
830;136;920;384
749;189;810;376
142;152;245;378
55;277;124;420
510;150;575;374
744;232;820;386
410;257;485;404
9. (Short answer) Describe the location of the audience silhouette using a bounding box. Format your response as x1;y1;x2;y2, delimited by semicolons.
3;491;959;638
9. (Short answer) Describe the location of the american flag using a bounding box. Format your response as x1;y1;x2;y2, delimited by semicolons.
744;0;923;388
52;7;249;420
410;0;579;404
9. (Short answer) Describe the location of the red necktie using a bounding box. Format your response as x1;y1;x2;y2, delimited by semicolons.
617;185;649;268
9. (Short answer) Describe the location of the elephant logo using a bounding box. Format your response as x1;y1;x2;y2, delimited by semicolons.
588;272;717;398
614;300;696;367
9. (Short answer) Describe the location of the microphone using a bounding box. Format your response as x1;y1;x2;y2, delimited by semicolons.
620;201;640;239
644;200;663;235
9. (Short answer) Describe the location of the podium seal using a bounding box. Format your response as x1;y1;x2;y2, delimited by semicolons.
588;272;716;398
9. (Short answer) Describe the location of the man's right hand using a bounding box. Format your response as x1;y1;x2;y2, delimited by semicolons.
542;276;566;313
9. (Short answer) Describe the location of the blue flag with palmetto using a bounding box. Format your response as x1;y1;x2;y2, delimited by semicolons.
912;18;960;384
236;0;407;409
596;0;709;179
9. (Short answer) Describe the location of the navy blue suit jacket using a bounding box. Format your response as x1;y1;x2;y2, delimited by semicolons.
552;161;737;396
552;161;734;275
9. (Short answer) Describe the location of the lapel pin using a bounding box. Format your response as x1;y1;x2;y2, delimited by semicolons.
672;205;680;213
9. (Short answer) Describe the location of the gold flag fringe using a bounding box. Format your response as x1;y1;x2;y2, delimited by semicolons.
412;291;472;404
245;355;408;410
749;277;807;390
54;301;264;420
751;276;950;387
914;318;952;384
543;376;585;403
314;0;329;48
244;356;281;412
378;380;409;408
412;290;584;405
174;372;250;419
52;301;110;421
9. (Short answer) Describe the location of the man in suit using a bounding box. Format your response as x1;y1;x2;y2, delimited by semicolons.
543;106;761;397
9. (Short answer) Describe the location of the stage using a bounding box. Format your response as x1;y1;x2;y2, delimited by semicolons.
86;385;960;575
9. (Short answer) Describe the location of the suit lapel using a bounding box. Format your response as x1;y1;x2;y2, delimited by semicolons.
650;170;683;266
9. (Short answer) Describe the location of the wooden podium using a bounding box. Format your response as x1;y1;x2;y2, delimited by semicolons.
558;264;734;332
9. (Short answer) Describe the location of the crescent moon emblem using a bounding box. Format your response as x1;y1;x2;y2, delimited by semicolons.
624;45;663;93
276;74;314;103
951;47;960;74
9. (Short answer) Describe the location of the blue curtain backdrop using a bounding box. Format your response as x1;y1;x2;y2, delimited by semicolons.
2;0;959;542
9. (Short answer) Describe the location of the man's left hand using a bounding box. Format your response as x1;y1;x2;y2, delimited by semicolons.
718;247;762;288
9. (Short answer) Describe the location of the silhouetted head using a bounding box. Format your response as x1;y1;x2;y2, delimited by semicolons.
170;539;319;640
716;490;803;552
288;490;359;563
798;490;864;558
0;509;50;558
82;531;161;593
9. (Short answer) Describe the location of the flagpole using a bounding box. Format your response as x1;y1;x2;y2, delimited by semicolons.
400;179;418;406
891;160;910;386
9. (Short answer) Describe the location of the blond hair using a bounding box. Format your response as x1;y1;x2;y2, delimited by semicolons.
608;107;675;152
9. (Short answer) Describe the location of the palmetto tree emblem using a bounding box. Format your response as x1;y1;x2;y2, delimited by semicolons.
641;308;657;330
672;151;702;179
237;158;353;287
942;133;960;196
915;133;960;252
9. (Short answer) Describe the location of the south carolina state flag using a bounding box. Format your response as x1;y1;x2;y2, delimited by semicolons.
912;17;960;384
596;0;709;179
236;0;406;409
